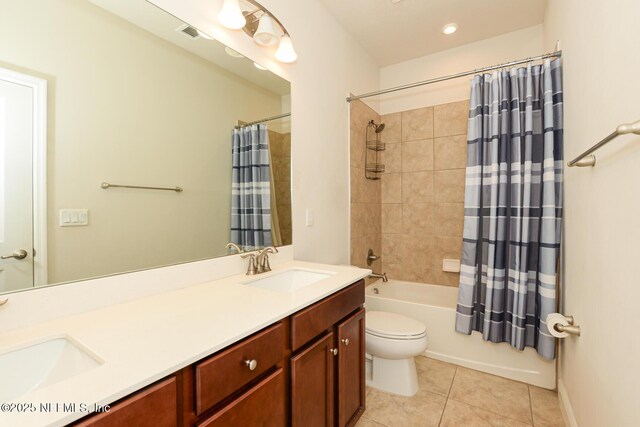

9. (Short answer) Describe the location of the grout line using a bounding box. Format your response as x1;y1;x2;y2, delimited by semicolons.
528;385;536;426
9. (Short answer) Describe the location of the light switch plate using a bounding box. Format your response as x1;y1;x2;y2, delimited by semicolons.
60;209;89;227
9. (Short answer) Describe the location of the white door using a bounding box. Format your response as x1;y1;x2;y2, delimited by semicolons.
0;78;34;292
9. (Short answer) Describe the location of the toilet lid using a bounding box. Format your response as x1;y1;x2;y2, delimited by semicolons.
366;311;427;339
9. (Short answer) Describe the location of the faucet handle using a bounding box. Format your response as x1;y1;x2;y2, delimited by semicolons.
258;247;278;272
241;253;258;275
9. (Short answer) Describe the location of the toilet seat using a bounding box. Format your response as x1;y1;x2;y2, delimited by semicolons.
366;311;427;340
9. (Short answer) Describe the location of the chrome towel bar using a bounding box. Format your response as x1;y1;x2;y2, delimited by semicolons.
101;182;183;192
568;119;640;167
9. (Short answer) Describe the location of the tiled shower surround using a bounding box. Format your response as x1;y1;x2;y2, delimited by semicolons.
268;129;292;246
350;99;469;287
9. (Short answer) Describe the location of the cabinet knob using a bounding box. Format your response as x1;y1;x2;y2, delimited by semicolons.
329;348;338;356
245;359;258;371
341;338;350;346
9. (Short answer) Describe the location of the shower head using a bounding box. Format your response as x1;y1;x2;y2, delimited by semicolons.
367;119;385;133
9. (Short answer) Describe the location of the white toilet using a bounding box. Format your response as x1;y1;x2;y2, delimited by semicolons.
365;310;428;397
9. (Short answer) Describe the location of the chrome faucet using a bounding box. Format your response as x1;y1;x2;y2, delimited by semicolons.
369;272;388;282
256;247;278;273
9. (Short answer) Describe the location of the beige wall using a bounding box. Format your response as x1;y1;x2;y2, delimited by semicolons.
378;25;543;114
349;100;382;280
0;0;283;284
379;100;468;286
544;1;640;426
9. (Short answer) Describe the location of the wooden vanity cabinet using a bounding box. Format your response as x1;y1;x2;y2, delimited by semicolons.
290;280;366;427
73;279;365;427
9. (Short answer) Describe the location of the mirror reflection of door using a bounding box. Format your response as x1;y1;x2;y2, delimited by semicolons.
0;67;46;293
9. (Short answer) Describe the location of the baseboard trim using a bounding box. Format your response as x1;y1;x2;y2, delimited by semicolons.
558;379;578;427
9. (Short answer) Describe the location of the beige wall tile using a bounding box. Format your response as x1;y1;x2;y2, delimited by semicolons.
434;135;467;170
382;173;402;204
350;235;365;268
350;167;363;203
382;233;406;265
402;171;434;203
401;107;434;141
281;133;291;157
382;143;401;173
449;367;533;424
432;270;460;287
366;203;382;236
402;202;434;235
435;203;464;237
351;203;367;239
440;399;532;427
434;100;469;137
351;127;365;169
402;139;434;172
381;112;401;143
435;169;466;203
277;203;292;246
381;204;403;234
529;386;565;427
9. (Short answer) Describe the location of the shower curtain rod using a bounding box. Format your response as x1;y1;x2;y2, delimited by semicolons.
346;50;562;102
235;112;291;129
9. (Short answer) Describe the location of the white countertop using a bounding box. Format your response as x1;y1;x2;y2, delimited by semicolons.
0;261;371;427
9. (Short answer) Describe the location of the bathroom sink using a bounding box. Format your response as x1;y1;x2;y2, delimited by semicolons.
243;268;335;293
0;336;102;402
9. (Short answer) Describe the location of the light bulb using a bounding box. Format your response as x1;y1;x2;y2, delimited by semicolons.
275;35;297;63
218;0;246;30
442;23;458;35
254;14;279;46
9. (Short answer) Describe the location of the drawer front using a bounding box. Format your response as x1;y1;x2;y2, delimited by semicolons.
197;368;286;427
290;280;364;352
195;322;285;414
73;377;177;427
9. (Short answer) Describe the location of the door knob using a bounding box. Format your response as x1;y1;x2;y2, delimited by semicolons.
1;249;28;260
245;359;258;371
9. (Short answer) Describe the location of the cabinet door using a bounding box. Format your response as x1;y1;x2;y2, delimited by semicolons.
336;308;366;427
291;332;335;427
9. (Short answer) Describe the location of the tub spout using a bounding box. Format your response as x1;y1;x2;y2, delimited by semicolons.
369;272;388;282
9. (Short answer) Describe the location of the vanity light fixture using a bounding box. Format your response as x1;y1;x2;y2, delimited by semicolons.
442;23;458;35
217;0;297;63
218;0;246;30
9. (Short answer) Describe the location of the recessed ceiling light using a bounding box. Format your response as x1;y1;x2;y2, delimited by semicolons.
442;23;458;35
253;62;267;71
391;0;404;4
224;46;244;58
197;30;214;40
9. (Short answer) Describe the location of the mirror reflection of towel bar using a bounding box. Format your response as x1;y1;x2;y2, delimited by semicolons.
101;182;183;192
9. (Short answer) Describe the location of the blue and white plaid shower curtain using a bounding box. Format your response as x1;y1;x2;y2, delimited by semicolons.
230;124;273;250
455;60;563;359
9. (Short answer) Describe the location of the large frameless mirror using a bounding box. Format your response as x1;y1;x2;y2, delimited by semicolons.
0;0;291;294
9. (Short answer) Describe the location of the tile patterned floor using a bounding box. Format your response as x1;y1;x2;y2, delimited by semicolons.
356;356;565;427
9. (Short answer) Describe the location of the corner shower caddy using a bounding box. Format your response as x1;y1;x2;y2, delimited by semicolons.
365;120;385;180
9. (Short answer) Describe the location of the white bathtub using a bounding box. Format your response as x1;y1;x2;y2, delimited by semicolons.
365;280;556;389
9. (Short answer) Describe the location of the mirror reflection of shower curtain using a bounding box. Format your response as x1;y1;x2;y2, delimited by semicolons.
230;124;273;250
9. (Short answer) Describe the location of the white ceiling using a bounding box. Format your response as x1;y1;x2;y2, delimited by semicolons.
320;0;546;66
